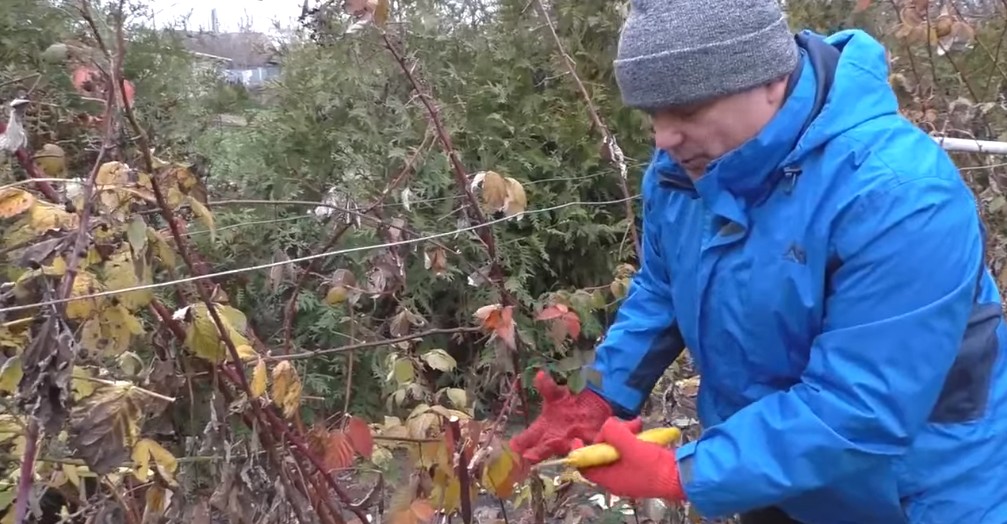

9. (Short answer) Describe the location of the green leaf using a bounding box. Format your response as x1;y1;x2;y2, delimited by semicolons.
126;216;147;254
392;358;414;385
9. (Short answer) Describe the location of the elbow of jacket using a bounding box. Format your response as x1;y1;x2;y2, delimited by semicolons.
801;386;918;459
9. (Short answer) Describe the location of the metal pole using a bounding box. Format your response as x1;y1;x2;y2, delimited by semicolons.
932;135;1007;155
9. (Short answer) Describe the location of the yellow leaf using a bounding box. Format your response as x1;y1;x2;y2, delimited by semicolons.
71;366;98;401
0;188;35;218
94;162;133;217
325;285;349;305
392;358;414;385
126;216;147;254
132;437;178;485
431;466;461;514
235;344;257;361
250;358;268;398
407;440;450;471
0;482;12;519
131;437;154;481
482;447;519;498
101;249;154;311
218;304;248;333
406;412;439;439
34;143;67;178
0;355;22;393
270;360;302;418
165;185;185;209
477;171;508;213
186;195;215;241
146;227;176;269
96;161;130;186
0;414;26;458
27;201;79;233
80;304;144;356
0;325;27;352
503;176;527;216
62;463;81;487
65;271;107;320
182;303;253;363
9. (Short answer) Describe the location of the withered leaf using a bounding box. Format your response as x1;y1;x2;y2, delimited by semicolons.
17;317;75;433
69;382;154;474
473;304;516;351
16;233;68;269
423;246;448;277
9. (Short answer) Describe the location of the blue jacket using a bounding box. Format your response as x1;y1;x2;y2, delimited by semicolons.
585;29;1007;523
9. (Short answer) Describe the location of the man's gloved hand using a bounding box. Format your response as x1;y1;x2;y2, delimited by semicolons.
508;370;613;464
572;417;685;502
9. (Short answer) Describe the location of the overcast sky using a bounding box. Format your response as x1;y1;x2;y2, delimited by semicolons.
142;0;303;34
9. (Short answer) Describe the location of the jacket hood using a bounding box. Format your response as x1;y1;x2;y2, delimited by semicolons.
794;30;902;158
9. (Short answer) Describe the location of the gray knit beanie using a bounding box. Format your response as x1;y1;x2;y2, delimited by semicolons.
614;0;800;110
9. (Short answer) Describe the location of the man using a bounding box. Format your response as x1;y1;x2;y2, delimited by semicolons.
509;1;1007;523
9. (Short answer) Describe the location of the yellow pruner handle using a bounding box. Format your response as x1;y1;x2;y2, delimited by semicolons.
536;426;682;469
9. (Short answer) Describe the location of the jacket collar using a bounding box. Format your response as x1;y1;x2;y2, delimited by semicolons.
656;34;832;226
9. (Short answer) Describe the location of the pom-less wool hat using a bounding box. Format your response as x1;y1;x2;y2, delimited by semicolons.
613;0;801;111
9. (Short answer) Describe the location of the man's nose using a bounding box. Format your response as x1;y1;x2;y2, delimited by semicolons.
653;124;684;152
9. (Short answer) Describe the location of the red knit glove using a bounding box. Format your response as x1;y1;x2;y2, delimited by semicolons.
572;417;685;502
509;370;613;464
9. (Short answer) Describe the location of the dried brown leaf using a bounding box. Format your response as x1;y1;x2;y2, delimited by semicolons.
17;318;74;432
69;382;153;474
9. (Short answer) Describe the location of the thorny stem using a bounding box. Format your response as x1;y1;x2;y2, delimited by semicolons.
530;0;640;261
107;11;355;524
104;477;141;524
279;131;430;353
448;417;474;524
380;33;499;258
13;420;39;524
253;389;371;523
9;150;61;202
375;43;543;524
108;0;258;404
377;23;543;522
13;2;123;521
211;373;340;524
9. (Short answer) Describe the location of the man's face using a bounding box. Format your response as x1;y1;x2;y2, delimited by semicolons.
650;78;789;179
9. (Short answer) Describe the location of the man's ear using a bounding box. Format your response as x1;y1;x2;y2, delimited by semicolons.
765;74;791;106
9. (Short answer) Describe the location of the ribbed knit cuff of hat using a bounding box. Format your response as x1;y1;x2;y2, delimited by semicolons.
613;0;800;111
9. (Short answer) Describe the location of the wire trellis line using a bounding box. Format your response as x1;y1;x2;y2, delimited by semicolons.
0;196;639;316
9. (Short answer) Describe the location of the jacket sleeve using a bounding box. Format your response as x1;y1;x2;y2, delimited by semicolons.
674;174;988;517
585;170;686;418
